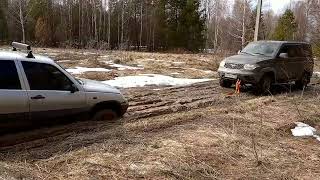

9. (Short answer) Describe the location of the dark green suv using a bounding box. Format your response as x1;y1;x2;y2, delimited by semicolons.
218;41;314;93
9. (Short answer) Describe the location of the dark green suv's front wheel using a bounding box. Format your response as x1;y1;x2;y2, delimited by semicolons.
257;75;273;95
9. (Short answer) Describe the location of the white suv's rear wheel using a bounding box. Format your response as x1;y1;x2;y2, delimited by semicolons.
93;109;119;121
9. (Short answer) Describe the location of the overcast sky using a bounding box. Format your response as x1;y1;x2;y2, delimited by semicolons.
227;0;299;14
269;0;294;13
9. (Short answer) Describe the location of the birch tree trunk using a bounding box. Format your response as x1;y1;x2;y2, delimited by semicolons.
99;1;102;42
214;16;219;50
93;0;98;42
79;0;82;45
117;5;120;49
204;0;209;50
18;0;25;43
139;0;143;50
108;0;111;48
69;0;73;41
241;0;246;49
103;0;106;41
120;0;124;50
152;3;155;51
214;1;219;51
91;0;94;39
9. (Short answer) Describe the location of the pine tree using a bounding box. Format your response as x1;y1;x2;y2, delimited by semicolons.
273;9;297;41
154;0;168;50
166;0;205;52
28;0;54;45
246;7;267;42
182;0;205;51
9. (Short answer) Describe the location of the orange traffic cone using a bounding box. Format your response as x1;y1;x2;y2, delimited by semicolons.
235;79;241;94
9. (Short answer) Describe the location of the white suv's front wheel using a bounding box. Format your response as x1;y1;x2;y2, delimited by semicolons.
92;109;119;121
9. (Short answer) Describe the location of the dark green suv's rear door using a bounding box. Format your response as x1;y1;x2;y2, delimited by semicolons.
277;44;304;81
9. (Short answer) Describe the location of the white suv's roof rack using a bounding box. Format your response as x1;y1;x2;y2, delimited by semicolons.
11;42;34;58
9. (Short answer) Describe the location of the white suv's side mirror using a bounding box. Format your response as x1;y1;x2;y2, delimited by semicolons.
238;50;241;55
279;53;288;59
70;84;78;93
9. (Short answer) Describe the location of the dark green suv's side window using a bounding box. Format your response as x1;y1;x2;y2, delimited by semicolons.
279;45;304;58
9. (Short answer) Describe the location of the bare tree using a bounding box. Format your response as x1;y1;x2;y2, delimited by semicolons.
18;0;25;43
108;0;111;48
79;0;82;44
8;0;28;43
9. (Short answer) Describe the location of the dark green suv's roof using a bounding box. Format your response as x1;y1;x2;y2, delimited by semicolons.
256;40;310;45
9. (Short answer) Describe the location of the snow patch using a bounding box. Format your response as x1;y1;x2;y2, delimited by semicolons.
58;60;72;63
109;63;144;70
172;62;185;65
66;67;111;74
82;52;97;55
103;60;144;70
140;58;162;62
291;122;320;142
99;55;109;59
188;68;214;74
171;72;180;75
203;70;213;74
103;74;212;88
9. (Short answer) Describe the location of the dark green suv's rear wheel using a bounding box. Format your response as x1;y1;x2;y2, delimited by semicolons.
219;79;233;88
295;72;311;90
257;75;272;95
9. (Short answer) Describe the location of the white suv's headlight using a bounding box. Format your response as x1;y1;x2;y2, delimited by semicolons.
219;61;226;68
244;64;258;70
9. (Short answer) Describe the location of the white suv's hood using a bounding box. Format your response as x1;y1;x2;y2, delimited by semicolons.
80;78;121;94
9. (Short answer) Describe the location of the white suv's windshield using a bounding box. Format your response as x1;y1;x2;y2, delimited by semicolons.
241;42;280;57
56;63;83;85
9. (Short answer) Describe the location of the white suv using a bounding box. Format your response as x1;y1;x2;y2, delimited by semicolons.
0;42;128;127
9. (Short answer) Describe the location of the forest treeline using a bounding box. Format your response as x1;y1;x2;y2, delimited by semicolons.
0;0;319;53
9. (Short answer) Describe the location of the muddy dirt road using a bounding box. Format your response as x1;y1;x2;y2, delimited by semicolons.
0;80;239;147
0;78;317;149
0;79;319;179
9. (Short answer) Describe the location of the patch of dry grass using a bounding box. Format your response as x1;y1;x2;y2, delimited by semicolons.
31;48;226;79
1;92;319;179
77;72;117;81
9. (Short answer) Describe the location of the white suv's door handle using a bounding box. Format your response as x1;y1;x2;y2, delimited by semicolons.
31;95;46;100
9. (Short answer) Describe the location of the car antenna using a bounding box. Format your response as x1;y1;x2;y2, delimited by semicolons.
11;42;35;58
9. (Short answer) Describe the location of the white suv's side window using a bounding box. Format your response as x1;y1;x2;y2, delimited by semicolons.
22;61;74;91
0;60;21;90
